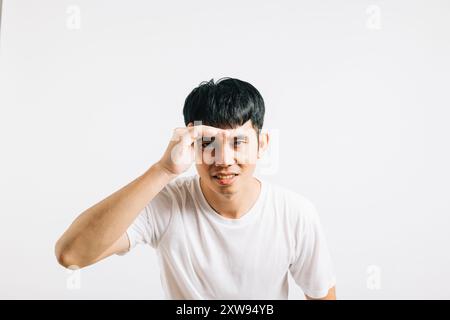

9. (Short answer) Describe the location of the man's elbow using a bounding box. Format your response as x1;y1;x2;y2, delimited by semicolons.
55;240;87;269
56;251;79;269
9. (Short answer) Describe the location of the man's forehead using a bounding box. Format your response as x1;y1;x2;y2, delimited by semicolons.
210;120;254;137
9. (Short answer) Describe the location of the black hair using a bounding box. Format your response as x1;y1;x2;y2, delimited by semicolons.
183;78;265;133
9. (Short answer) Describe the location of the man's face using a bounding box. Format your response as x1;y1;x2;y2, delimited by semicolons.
193;120;268;196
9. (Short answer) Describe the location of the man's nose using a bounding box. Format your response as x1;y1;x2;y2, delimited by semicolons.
214;142;235;166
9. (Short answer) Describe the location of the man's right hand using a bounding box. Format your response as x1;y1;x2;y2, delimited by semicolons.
157;124;220;176
55;123;220;269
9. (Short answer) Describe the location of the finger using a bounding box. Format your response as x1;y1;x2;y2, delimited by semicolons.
196;125;221;139
180;130;195;146
226;126;253;137
180;126;215;146
170;127;185;142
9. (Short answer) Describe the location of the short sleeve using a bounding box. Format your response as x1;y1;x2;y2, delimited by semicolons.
117;186;174;255
289;198;336;298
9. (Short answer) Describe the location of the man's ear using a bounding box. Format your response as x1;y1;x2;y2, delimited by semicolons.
257;131;269;159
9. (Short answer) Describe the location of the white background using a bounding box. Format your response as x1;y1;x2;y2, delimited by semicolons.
0;0;449;299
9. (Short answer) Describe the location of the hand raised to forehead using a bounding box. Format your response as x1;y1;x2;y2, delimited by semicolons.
158;124;221;176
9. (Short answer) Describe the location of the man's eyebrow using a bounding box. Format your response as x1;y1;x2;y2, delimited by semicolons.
233;134;249;140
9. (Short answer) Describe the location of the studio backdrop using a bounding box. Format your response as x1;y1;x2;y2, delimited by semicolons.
0;0;449;299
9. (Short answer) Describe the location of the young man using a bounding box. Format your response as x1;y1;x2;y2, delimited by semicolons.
55;78;336;300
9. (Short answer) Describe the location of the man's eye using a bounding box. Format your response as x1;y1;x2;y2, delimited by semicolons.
234;139;246;147
202;142;212;148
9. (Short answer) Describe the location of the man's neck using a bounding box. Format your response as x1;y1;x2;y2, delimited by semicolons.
200;177;261;219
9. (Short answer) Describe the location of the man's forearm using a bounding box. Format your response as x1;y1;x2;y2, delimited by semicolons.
55;162;176;267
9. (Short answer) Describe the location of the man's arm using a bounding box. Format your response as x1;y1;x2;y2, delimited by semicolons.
55;124;220;269
55;163;176;269
305;286;336;300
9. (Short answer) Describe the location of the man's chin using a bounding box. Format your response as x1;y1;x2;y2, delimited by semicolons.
209;178;240;195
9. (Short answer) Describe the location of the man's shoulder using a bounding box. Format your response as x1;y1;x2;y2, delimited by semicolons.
164;174;197;195
265;180;312;204
264;180;319;219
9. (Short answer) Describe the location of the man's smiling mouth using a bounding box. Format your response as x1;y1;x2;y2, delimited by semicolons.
212;173;239;185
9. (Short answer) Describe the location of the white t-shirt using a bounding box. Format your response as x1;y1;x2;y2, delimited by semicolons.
119;175;336;299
